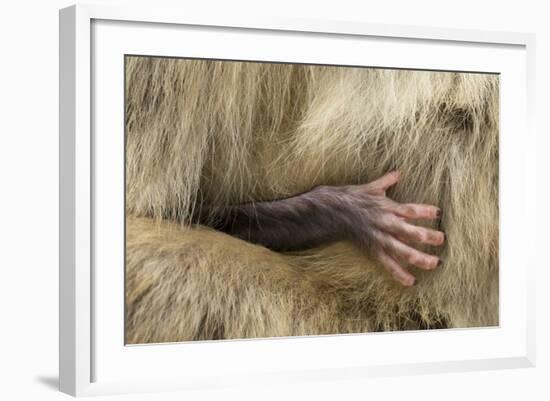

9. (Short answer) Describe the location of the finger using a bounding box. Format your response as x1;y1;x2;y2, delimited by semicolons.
368;171;401;194
380;234;441;270
376;249;416;287
392;203;441;220
384;217;445;246
387;237;412;266
395;235;411;246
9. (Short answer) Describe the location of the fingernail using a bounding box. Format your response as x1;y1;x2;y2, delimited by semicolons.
443;232;447;242
437;259;443;266
436;209;442;218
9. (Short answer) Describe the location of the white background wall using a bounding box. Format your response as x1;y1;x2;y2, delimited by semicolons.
0;0;547;399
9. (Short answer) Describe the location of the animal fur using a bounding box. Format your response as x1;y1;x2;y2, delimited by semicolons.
125;56;499;344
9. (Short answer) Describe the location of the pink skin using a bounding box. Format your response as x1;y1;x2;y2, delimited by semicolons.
336;171;445;287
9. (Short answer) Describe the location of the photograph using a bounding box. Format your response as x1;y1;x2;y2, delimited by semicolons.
124;55;499;344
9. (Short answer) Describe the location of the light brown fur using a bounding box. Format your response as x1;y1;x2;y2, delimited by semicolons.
125;57;499;343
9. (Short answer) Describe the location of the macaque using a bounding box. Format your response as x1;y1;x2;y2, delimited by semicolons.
197;171;445;287
124;56;499;343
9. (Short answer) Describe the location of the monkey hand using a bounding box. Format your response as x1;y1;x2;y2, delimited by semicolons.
312;171;445;287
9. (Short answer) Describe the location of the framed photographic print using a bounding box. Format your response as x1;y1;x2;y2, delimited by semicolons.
59;4;536;397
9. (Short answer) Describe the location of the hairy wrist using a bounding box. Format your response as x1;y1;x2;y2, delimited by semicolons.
307;185;367;242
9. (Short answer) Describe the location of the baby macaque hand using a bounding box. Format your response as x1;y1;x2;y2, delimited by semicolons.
313;171;445;287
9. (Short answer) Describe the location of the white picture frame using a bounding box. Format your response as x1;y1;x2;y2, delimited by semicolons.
59;3;536;397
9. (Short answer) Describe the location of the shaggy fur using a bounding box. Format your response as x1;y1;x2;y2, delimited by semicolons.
125;56;499;344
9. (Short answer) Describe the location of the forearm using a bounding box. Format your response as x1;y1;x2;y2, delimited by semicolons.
197;187;350;251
